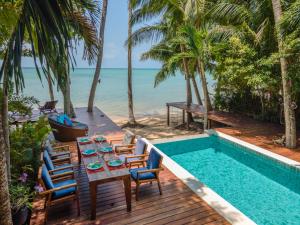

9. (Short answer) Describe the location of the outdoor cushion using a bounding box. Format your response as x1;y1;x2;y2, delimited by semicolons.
134;138;146;155
63;114;73;126
42;165;54;189
147;148;162;169
130;167;156;180
56;114;65;124
43;150;55;170
52;179;76;199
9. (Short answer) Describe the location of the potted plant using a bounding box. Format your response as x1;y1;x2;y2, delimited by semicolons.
10;182;33;225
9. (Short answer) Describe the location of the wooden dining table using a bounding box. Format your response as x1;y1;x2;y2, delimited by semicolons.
76;136;132;220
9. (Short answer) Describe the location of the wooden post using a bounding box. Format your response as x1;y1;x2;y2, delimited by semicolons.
182;110;185;124
167;105;170;126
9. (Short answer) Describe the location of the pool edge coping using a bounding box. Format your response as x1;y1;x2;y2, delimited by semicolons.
208;130;300;167
142;135;257;225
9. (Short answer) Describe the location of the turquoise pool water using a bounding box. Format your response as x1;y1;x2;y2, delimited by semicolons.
155;136;300;225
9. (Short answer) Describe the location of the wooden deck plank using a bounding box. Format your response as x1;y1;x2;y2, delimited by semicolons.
31;107;229;225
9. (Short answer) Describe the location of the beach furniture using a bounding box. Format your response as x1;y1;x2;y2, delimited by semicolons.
109;130;136;154
44;141;71;159
39;100;58;114
130;148;163;200
76;136;132;220
38;165;80;223
43;150;74;176
48;114;88;142
118;138;148;168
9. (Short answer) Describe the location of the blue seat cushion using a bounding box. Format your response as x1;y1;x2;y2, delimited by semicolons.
43;150;55;170
52;179;76;199
130;167;156;180
42;165;54;189
52;164;73;175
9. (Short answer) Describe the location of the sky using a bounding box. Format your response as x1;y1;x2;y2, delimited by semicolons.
21;0;161;69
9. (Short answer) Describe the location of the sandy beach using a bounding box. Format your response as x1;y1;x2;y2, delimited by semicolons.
114;114;201;140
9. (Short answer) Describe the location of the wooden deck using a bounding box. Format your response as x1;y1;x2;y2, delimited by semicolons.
30;107;230;225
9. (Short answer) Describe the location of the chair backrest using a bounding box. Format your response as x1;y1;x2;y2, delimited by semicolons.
41;164;54;189
134;138;147;155
43;150;55;170
44;100;58;110
146;148;162;169
122;130;135;145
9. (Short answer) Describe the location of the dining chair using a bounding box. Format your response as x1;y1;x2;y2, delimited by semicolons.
110;130;136;154
44;141;71;159
38;165;80;224
129;148;163;200
118;138;148;168
43;150;74;176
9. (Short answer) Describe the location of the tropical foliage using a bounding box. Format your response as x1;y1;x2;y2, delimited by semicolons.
130;0;300;147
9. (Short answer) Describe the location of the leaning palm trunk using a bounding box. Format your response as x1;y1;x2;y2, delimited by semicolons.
127;0;136;124
64;73;71;116
191;75;203;105
0;112;12;225
180;45;193;124
87;0;108;112
46;65;55;101
271;0;297;148
2;74;10;181
197;59;211;130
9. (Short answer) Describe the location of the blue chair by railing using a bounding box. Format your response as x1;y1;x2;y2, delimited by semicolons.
38;165;80;223
129;147;163;200
43;150;73;176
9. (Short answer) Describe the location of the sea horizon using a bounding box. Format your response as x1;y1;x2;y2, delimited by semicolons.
21;67;214;120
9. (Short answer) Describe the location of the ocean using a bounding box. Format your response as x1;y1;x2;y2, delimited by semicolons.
22;68;214;119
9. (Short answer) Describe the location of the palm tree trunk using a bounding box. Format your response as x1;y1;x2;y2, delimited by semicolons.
180;45;193;124
64;73;71;116
46;65;55;101
197;59;211;130
0;112;13;225
271;0;297;148
127;0;136;125
2;75;10;181
197;59;212;110
191;75;203;105
87;0;108;112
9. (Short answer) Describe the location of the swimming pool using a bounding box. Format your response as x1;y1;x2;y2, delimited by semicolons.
155;134;300;225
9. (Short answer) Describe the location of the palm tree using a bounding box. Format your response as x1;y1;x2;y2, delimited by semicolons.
46;65;55;101
88;0;108;112
0;0;99;222
127;0;137;125
191;75;203;105
271;0;297;148
0;112;12;225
